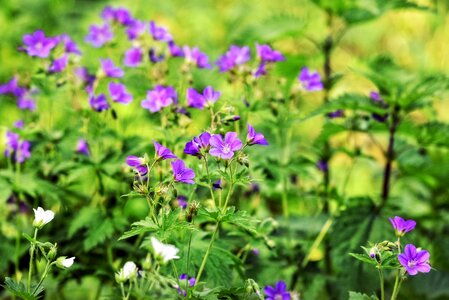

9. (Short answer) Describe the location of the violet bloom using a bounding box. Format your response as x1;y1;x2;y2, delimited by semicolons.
256;44;284;63
370;91;383;103
0;77;18;94
184;132;211;158
14;120;24;129
209;132;242;159
149;48;165;63
247;124;268;146
126;19;147;40
85;24;113;48
124;47;143;67
75;67;96;86
264;281;290;300
154;141;177;160
57;34;81;55
298;67;323;91
254;62;267;78
316;160;328;172
177;196;188;209
389;216;416;237
168;41;184;57
186;86;220;110
149;21;173;42
4;131;19;157
101;6;133;25
183;46;211;69
126;156;148;175
212;179;222;190
398;244;431;276
177;274;196;296
76;139;90;156
89;94;109;112
108;82;133;104
171;159;195;184
17;93;36;111
370;91;388;122
101;59;124;78
141;85;177;113
327;109;345;118
49;54;69;73
16;141;31;163
216;45;251;72
22;30;57;58
5;132;31;163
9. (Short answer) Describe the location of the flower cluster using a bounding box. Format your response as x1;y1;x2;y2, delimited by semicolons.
4;130;31;163
0;77;37;111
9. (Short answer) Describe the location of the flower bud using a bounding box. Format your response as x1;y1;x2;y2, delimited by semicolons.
56;256;75;269
47;243;58;261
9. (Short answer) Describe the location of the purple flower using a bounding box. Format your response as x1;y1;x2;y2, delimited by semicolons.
298;67;323;91
327;109;345;118
247;124;268;146
4;131;31;163
254;62;267;78
16;141;31;163
101;6;133;25
89;94;109;112
76;139;90;156
186;86;220;109
264;281;290;300
389;216;416;237
216;45;251;72
14;120;24;129
149;48;165;63
101;59;124;78
108;82;133;104
124;47;143;67
212;179;222;190
85;24;113;48
370;91;388;122
398;244;431;276
184;132;211;158
17;93;36;111
316;160;328;172
177;196;188;209
183;46;211;69
168;41;184;57
256;44;284;63
4;131;19;157
22;30;57;58
141;85;177;113
75;67;96;86
370;91;383;103
0;77;18;94
209;132;242;159
154;141;177;160
171;160;195;184
149;21;172;42
126;155;148;175
177;274;196;296
57;34;81;55
49;54;69;73
126;19;147;40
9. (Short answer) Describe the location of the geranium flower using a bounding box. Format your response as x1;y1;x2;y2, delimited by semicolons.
171;159;195;184
22;30;57;58
154;141;177;160
85;24;113;48
108;82;133;104
186;86;220;110
246;124;268;146
150;237;180;263
398;244;431;276
209;132;242;159
141;85;177;113
101;59;124;78
298;67;323;91
33;207;55;229
124;47;143;67
389;216;416;237
264;281;291;300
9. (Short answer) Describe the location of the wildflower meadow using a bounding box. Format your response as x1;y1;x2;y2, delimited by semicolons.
1;0;449;299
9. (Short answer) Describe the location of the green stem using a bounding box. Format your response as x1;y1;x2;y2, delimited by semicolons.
120;282;127;300
27;228;38;293
193;223;220;287
203;156;216;205
32;261;53;295
390;269;402;300
301;218;333;268
377;267;385;300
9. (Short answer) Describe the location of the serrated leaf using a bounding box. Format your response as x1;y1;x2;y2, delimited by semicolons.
349;253;377;265
119;217;158;241
83;218;114;251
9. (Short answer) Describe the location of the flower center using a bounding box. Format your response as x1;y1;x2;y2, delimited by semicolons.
222;144;231;154
274;295;283;300
408;260;417;268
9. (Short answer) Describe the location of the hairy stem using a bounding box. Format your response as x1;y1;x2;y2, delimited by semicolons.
27;228;38;293
377;267;385;300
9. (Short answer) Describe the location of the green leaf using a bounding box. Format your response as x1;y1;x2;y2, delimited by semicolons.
68;207;100;238
3;277;40;300
119;217;158;241
348;291;378;300
349;253;377;265
83;218;114;251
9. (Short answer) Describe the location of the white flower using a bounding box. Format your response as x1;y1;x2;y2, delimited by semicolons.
56;256;75;269
33;207;55;229
151;237;180;263
122;261;137;279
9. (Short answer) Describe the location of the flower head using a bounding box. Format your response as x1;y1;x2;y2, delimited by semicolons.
149;48;165;63
122;261;138;279
124;47;143;67
0;77;19;95
177;196;188;209
56;256;75;269
398;244;431;276
168;41;184;57
298;67;323;91
14;120;24;129
108;82;133;104
187;86;220;110
184;132;211;158
141;85;177;113
17;92;36;111
264;281;291;300
316;160;328;172
216;45;251;72
22;30;57;58
183;46;211;68
76;139;90;156
56;34;81;55
33;207;55;229
389;216;416;237
4;131;31;163
85;24;113;48
177;274;196;296
126;156;148;175
256;44;284;63
247;124;268;146
171;159;195;184
154;141;177;160
89;94;109;112
101;59;124;78
209;132;242;159
149;21;172;42
101;6;133;25
126;19;147;40
212;179;222;190
150;237;180;263
327;109;345;118
49;54;69;73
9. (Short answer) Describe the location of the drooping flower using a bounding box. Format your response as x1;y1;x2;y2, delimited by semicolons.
56;256;75;269
216;45;251;72
154;141;177;160
108;82;133;104
183;46;211;69
389;216;416;237
33;207;55;229
141;85;177;113
126;19;147;40
264;281;291;300
168;41;184;57
149;21;172;42
57;34;81;55
76;139;90;156
186;86;220;110
298;67;323;91
149;48;165;63
101;59;124;78
184;132;211;158
126;156;148;175
85;24;113;48
212;179;222;190
4;131;19;157
150;237;180;263
123;47;143;67
246;124;268;146
398;244;431;276
89;94;110;112
177;196;188;209
171;159;195;184
209;132;243;159
254;62;267;78
22;30;57;58
49;54;69;73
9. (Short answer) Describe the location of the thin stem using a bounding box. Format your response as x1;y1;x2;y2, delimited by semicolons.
32;261;53;295
120;282;127;300
203;156;216;204
390;269;402;300
27;228;38;293
377;267;385;300
301;218;333;268
193;223;220;287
